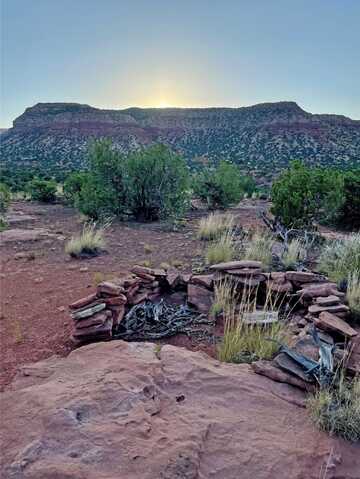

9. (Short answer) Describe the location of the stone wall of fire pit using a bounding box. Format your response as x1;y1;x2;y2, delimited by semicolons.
69;261;359;378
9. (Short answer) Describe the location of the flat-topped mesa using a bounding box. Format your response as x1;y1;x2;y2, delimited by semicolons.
13;102;138;130
3;100;360;173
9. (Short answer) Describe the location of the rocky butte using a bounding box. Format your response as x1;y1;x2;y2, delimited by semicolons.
1;101;360;174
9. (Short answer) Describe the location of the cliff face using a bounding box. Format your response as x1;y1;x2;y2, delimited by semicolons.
1;101;360;173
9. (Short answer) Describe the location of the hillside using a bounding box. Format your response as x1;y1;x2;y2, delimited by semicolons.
1;101;360;175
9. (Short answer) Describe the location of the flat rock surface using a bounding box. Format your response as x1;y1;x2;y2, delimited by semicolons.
1;341;359;479
0;227;55;243
6;213;37;225
210;260;262;271
285;271;323;283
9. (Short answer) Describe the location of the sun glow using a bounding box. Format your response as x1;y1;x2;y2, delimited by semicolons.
154;100;173;108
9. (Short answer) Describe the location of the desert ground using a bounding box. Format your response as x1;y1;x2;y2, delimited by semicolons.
0;199;269;390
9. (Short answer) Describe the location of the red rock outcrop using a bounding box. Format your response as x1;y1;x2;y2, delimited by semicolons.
1;341;359;478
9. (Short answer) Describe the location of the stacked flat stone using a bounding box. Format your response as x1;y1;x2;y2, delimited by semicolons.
210;260;265;287
70;266;168;344
69;263;358;380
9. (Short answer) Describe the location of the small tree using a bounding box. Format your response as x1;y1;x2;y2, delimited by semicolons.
27;178;57;203
193;161;248;209
124;144;190;220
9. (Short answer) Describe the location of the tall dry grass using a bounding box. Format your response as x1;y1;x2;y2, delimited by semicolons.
217;281;289;363
197;212;234;240
281;238;306;269
347;271;360;318
319;233;360;282
65;222;106;258
205;232;236;265
243;230;274;268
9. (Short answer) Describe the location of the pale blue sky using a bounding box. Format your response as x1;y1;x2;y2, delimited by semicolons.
1;0;360;127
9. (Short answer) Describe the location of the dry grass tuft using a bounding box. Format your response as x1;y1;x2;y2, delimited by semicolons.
197;213;234;241
211;277;238;317
65;222;106;258
143;243;153;254
205;232;236;265
160;262;171;270
281;238;306;269
243;230;274;268
217;282;289;363
319;233;360;282
308;376;360;442
347;271;360;318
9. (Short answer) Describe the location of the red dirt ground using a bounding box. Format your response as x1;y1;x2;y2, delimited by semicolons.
0;199;268;390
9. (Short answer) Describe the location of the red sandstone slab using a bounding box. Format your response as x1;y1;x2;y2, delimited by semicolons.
315;312;357;338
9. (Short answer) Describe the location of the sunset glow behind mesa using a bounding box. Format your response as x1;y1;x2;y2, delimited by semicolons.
1;0;360;127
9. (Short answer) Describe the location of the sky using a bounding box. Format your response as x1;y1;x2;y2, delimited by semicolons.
1;0;360;127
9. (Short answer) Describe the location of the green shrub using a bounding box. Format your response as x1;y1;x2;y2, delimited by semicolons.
271;161;344;228
124;144;190;221
319;234;360;282
193;161;253;209
27;178;57;203
63;171;88;204
0;182;11;214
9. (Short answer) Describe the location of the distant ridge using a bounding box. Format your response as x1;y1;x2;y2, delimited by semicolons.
1;101;359;175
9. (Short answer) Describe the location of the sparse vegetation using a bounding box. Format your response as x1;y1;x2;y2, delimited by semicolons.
65;222;106;258
243;230;274;268
217;284;288;363
93;271;106;286
319;234;360;282
206;232;236;265
281;239;306;269
308;377;360;442
197;212;235;240
347;271;360;318
13;320;24;344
